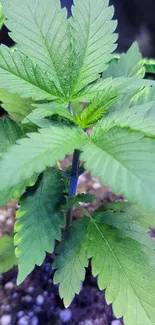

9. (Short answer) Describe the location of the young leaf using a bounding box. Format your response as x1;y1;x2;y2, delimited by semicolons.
81;127;155;210
75;90;118;128
0;235;17;273
1;0;69;96
88;218;155;325
103;42;145;79
0;89;33;122
69;0;117;95
15;168;65;284
0;124;87;192
53;217;89;307
0;45;62;101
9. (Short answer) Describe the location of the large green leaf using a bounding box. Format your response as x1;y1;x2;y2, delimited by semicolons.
103;42;145;79
2;0;69;96
81;127;155;210
0;89;33;121
54;214;155;325
0;45;61;101
0;124;87;192
0;235;17;273
69;0;117;95
94;101;155;136
53;217;89;306
88;218;155;325
15;168;65;284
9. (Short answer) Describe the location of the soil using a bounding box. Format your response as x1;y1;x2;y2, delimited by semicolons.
0;173;123;325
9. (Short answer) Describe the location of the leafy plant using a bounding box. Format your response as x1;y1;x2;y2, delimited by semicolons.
1;0;155;324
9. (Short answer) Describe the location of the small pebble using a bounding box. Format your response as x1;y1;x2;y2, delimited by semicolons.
28;312;34;318
0;214;6;222
36;295;44;306
59;309;72;323
43;291;48;297
18;316;29;325
111;321;122;325
31;317;39;325
12;292;18;299
4;282;14;290
27;286;34;293
6;218;13;227
17;311;24;319
0;315;11;325
22;295;32;303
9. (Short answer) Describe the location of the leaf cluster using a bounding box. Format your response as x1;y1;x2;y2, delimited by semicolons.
0;1;155;324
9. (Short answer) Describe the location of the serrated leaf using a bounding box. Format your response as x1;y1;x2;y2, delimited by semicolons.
88;218;155;325
0;174;38;207
75;76;155;102
81;127;155;210
15;168;65;284
103;42;145;79
2;0;70;96
0;89;33;122
23;102;74;125
54;214;155;325
53;217;89;306
0;235;17;273
0;124;87;192
94;203;154;249
94;101;155;136
69;0;117;95
0;45;62;101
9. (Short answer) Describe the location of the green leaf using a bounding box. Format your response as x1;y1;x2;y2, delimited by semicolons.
103;42;145;79
144;58;155;74
54;214;155;325
0;3;5;29
0;235;17;273
69;0;117;95
0;117;22;157
94;203;154;249
0;45;62;101
0;117;38;206
75;89;118;128
94;101;155;136
75;76;155;102
23;102;74;125
53;217;90;307
0;124;87;192
0;89;34;121
81;127;155;210
0;175;38;207
15;168;65;284
88;218;155;325
2;0;69;96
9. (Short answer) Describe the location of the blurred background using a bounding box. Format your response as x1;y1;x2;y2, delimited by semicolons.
0;1;154;325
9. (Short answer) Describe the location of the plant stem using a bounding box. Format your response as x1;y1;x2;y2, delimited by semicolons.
66;149;81;228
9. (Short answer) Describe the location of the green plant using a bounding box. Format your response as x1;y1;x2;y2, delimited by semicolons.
1;0;155;323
